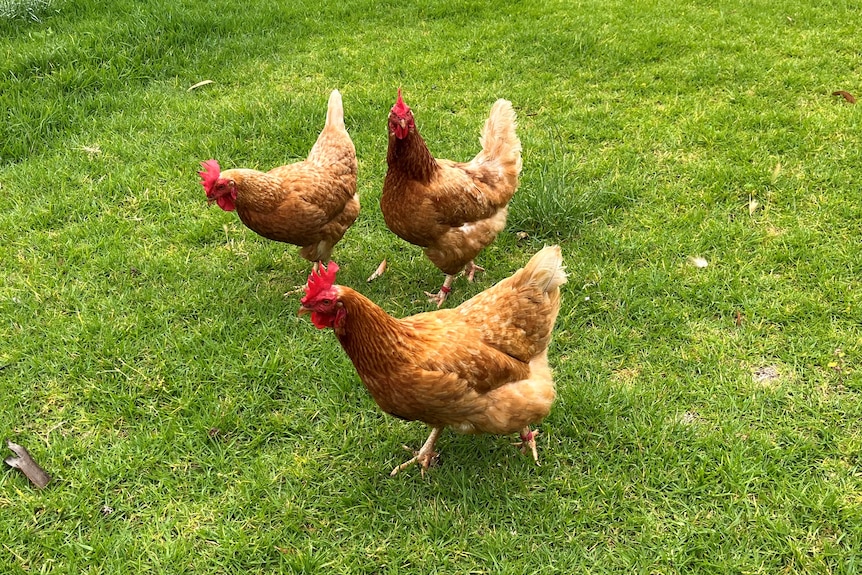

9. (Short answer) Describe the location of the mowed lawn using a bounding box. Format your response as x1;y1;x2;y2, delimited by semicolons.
1;0;860;572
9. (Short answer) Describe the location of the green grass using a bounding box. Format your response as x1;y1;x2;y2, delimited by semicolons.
0;0;53;20
2;0;861;572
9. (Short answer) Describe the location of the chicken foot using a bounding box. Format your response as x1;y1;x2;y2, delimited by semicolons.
390;427;442;477
464;260;485;282
425;275;455;307
424;261;484;306
285;261;325;296
513;427;541;466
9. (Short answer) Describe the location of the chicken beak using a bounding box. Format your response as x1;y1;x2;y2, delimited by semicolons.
398;118;407;129
297;306;311;316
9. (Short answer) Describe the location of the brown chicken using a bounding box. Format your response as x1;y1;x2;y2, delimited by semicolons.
374;89;522;306
299;245;566;476
199;89;358;270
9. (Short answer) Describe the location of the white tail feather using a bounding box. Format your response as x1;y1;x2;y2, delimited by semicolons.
478;99;522;175
522;245;567;294
325;89;345;130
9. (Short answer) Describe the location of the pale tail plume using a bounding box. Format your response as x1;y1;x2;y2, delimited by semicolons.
522;245;567;295
325;89;345;131
478;99;523;175
309;88;354;167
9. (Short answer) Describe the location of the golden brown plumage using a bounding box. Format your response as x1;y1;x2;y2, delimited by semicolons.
199;89;358;266
299;246;566;475
376;90;522;306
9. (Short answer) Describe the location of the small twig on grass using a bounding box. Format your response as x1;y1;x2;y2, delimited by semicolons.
187;80;215;92
4;440;52;489
832;90;856;104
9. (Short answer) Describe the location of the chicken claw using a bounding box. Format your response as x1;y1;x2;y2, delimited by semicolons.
390;427;442;476
424;275;455;307
424;289;448;307
464;261;485;282
513;427;541;465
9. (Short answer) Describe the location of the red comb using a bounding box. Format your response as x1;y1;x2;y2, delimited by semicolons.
302;261;340;303
199;159;221;195
392;88;410;117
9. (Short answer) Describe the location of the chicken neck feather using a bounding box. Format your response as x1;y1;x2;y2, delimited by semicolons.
386;130;438;184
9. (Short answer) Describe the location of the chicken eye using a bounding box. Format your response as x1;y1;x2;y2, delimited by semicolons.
321;299;332;306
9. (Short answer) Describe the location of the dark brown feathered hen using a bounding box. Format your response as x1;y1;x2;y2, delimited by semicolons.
299;245;566;476
199;89;358;268
376;89;522;306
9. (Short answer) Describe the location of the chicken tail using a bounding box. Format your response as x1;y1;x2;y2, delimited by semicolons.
455;245;566;364
324;89;346;131
519;244;567;341
521;245;567;296
477;99;523;177
307;88;357;173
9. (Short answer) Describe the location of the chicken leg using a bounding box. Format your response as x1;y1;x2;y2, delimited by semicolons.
464;260;484;282
514;427;541;465
390;427;443;476
285;261;324;296
424;276;455;307
425;261;484;306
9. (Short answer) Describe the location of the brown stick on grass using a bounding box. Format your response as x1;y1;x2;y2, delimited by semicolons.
5;440;51;489
832;90;856;104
